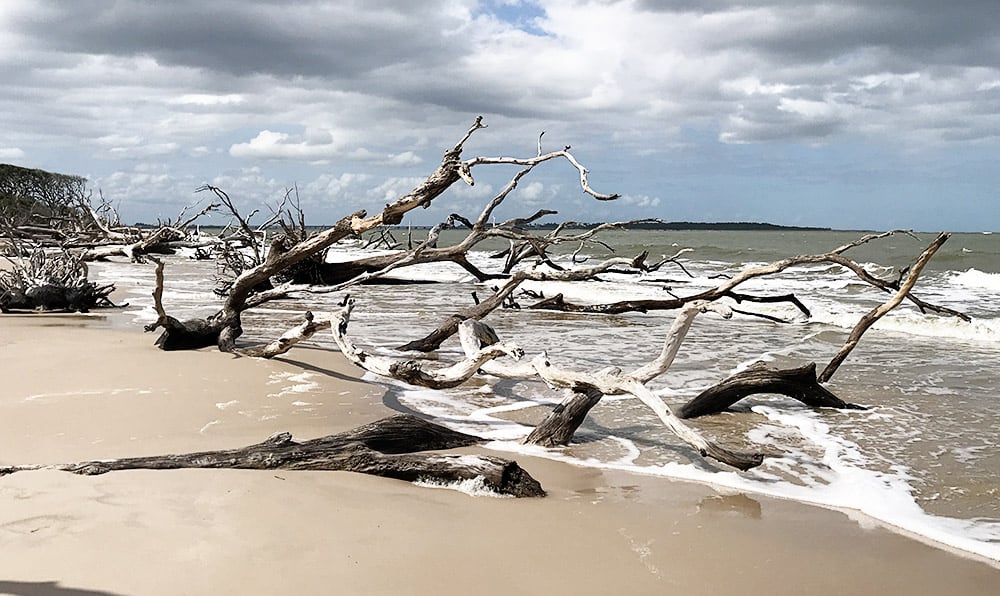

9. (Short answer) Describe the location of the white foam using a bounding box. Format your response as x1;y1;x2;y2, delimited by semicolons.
412;475;513;498
951;268;1000;292
480;405;1000;564
267;371;321;398
806;300;1000;343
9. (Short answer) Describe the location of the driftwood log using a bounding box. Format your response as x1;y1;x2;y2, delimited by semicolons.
678;231;953;416
677;362;863;419
0;414;545;498
396;253;651;352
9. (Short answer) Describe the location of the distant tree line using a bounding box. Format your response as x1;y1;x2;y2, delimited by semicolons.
0;163;88;221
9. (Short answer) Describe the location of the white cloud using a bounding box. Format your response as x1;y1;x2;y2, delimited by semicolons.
169;93;245;106
384;151;423;166
108;142;180;158
0;147;25;160
521;181;545;201
345;148;424;166
304;172;372;199
620;194;661;208
229;129;343;161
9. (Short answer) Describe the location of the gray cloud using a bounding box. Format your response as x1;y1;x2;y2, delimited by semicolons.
9;0;465;78
1;0;997;230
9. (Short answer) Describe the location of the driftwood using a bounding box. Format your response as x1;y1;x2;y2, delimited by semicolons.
335;298;764;470
0;249;117;312
0;414;545;498
144;257;221;350
238;310;332;358
817;232;950;382
528;353;765;470
146;117;620;353
677;362;863;419
680;231;953;415
524;232;960;327
238;162;650;325
524;383;607;447
330;299;524;390
396;253;651;352
1;163;218;263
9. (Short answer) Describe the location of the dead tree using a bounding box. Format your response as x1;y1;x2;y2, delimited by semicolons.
146;117;619;352
1;248;116;312
329;297;765;471
349;231;953;460
674;231;953;417
0;414;545;498
238;155;650;303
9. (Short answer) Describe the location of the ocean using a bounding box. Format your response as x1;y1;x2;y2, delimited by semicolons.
93;228;1000;562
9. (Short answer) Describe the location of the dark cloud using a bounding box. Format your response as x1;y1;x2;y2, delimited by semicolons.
11;0;464;78
635;0;999;67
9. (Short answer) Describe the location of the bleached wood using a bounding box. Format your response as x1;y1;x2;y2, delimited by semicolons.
527;354;762;470
328;301;524;390
455;301;760;468
818;232;949;382
239;311;332;359
630;301;733;383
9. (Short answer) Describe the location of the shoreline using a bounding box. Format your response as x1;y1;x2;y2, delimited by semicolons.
1;313;998;594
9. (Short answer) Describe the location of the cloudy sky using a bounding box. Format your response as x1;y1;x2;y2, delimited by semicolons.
1;0;998;231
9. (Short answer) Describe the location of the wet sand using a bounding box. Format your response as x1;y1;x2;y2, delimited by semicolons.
1;314;997;595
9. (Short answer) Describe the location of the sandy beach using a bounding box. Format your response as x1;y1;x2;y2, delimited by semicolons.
1;314;997;596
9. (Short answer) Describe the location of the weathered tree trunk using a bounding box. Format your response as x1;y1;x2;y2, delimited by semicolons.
523;384;606;447
350;299;763;470
238;310;332;358
677;362;864;419
142;257;225;350
527;354;765;470
817;232;951;382
284;253;501;286
0;414;546;498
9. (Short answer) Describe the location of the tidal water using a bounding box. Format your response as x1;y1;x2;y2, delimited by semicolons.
94;228;1000;561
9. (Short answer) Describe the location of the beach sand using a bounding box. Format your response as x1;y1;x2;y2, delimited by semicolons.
1;314;997;595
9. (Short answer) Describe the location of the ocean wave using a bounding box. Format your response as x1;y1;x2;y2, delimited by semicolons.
951;268;1000;292
809;306;1000;343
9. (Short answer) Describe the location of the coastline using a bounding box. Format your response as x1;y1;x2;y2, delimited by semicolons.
1;314;997;595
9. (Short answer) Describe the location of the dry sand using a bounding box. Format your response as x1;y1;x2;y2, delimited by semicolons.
1;314;997;596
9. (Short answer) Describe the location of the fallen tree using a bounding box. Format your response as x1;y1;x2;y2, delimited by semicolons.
329;296;765;470
145;118;621;352
0;248;117;312
306;228;958;468
0;414;545;498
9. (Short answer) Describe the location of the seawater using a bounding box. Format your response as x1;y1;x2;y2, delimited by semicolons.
93;229;1000;562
